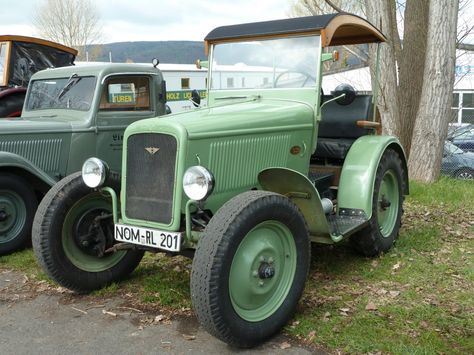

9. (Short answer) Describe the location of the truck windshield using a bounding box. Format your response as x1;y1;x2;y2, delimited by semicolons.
211;35;320;90
26;76;97;111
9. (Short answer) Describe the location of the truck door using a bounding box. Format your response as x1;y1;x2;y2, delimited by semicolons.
95;75;155;171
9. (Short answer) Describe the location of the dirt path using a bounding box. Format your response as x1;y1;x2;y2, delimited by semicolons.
0;269;325;354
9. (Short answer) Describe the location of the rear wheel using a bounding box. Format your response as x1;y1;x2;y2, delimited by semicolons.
0;173;37;255
32;172;144;293
0;93;25;118
191;191;310;348
350;149;405;257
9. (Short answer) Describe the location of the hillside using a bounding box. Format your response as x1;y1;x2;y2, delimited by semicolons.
84;41;205;64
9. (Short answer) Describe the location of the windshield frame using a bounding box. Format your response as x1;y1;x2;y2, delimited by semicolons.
208;34;322;95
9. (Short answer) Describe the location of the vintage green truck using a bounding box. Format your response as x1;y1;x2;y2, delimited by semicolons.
0;63;167;255
33;14;408;347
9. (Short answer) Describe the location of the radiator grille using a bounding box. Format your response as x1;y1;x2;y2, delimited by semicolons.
125;133;177;224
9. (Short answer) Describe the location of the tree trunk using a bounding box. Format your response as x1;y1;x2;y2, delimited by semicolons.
397;0;430;156
408;1;459;182
365;0;401;137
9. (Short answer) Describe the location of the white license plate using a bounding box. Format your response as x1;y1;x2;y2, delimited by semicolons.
114;223;181;252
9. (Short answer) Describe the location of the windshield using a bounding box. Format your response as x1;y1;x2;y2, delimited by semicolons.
211;35;320;90
26;76;97;111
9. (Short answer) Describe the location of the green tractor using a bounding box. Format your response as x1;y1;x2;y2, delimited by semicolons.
33;13;408;347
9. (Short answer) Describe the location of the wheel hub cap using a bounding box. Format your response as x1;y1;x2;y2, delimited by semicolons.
229;220;297;322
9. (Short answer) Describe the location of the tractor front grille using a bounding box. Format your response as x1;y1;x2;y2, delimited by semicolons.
125;133;177;224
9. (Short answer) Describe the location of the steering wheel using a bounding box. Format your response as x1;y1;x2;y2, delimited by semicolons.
274;70;316;88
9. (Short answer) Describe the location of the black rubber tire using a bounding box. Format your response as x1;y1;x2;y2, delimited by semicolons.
32;172;144;293
0;94;25;117
190;190;310;348
454;168;474;180
0;173;38;255
350;149;406;257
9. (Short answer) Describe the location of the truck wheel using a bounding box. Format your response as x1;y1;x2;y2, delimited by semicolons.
191;191;310;348
0;173;38;255
350;149;405;257
32;172;144;293
0;94;25;117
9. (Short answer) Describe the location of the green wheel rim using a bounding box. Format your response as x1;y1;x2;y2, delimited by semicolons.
0;190;26;244
229;220;297;322
377;170;399;237
62;193;126;272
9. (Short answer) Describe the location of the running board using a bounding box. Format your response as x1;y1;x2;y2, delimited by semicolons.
327;212;369;241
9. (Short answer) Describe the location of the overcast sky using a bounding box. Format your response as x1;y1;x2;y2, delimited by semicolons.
0;0;297;43
0;0;471;45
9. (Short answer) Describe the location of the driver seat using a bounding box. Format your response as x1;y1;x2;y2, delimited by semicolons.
314;95;373;161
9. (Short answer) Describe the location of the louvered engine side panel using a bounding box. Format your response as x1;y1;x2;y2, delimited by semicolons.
209;134;290;193
0;139;63;172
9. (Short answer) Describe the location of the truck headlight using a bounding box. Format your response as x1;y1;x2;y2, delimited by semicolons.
82;157;108;188
183;166;214;201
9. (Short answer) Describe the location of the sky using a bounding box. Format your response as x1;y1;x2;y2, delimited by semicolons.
0;0;297;43
0;0;471;45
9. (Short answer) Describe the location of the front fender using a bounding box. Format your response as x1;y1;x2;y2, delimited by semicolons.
0;151;56;186
337;135;408;219
258;167;330;238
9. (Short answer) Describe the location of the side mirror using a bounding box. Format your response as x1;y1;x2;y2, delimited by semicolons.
165;104;172;114
332;83;356;105
191;89;201;107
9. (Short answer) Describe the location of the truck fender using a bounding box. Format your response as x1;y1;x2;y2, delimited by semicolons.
258;167;330;236
337;136;408;219
0;151;57;187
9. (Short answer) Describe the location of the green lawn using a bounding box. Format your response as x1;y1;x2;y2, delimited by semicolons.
1;177;473;354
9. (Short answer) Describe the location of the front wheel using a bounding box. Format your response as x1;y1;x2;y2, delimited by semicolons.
32;172;144;293
350;149;405;257
191;191;310;348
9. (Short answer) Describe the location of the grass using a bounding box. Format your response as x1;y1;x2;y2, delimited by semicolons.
0;177;472;353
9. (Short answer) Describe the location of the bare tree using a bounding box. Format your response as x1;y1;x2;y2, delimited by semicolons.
32;0;103;59
408;1;459;181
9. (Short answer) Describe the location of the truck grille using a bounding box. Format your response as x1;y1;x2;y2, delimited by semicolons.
125;133;177;224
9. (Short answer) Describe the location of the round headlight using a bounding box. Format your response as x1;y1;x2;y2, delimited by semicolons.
82;158;108;188
183;166;214;201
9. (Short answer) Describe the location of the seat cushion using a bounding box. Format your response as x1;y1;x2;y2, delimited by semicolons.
315;138;354;160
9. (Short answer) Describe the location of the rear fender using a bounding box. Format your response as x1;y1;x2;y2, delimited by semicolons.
258;167;330;238
337;136;408;219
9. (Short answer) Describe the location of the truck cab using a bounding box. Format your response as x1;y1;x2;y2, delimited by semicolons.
0;63;167;255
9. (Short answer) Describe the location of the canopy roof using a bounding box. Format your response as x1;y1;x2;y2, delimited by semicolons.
205;13;385;49
0;35;77;55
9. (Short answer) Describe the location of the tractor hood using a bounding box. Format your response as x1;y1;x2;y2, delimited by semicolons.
126;97;315;139
0;114;77;135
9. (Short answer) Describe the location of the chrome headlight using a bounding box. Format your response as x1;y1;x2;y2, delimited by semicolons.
82;157;108;188
183;166;214;201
